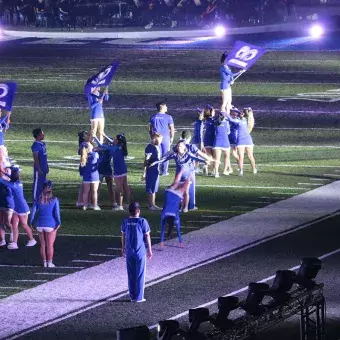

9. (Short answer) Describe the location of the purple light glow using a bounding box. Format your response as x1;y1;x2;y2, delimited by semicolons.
309;24;324;39
214;25;226;38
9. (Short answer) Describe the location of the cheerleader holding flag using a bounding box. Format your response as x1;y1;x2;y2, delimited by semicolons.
220;41;266;113
84;62;120;143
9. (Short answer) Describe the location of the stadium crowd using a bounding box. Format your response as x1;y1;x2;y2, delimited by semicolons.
0;0;300;30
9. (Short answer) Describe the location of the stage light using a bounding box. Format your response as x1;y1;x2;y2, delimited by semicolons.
309;24;324;38
117;325;150;340
214;25;226;38
213;296;239;330
242;282;269;315
157;320;180;340
296;257;322;288
188;308;210;332
267;270;296;305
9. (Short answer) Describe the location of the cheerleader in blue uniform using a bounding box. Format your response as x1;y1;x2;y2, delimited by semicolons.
95;134;130;211
0;167;36;250
212;111;233;178
228;108;240;167
227;107;257;176
142;133;163;211
202;105;216;175
30;181;61;268
0;113;10;173
88;86;109;143
160;170;191;248
80;142;101;210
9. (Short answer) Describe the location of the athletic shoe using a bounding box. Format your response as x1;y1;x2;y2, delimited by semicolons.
214;172;220;178
87;204;94;209
223;171;230;176
228;169;234;174
253;168;258;174
47;262;56;268
82;206;87;211
113;205;124;211
149;205;162;211
161;172;169;176
43;261;48;268
144;22;153;29
170;20;177;28
26;239;37;247
182;207;188;213
112;203;118;209
189;206;198;211
136;299;146;303
8;242;18;250
76;202;83;207
203;166;208;175
211;169;215;176
0;240;6;247
93;206;101;211
238;169;244;177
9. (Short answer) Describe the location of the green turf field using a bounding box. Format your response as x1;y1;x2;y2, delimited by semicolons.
1;46;340;296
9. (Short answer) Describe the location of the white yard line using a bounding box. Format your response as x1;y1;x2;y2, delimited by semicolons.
15;280;48;283
298;183;322;186
310;178;330;181
72;260;103;263
148;246;340;329
0;264;84;269
106;248;122;251
89;254;117;257
0;287;24;290
35;273;67;276
323;174;340;177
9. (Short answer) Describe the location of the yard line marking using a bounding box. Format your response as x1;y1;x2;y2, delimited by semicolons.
323;174;340;177
335;170;340;172
298;183;322;186
181;226;200;229
247;201;268;204
35;273;67;276
106;248;122;251
15;280;48;283
259;196;282;199
271;192;299;195
0;295;7;297
72;260;103;263
310;178;330;181
0;264;85;269
186;220;215;223
0;287;24;290
202;215;223;218
148;245;340;329
89;254;117;257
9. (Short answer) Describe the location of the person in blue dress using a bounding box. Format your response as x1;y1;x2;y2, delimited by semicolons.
0;113;10;173
121;202;152;302
142;132;163;211
191;110;204;172
202;105;216;175
160;170;191;249
0;167;37;250
212;111;233;178
148;102;175;176
227;107;257;176
220;52;244;113
31;128;49;202
80;142;101;210
228;107;240;167
95;134;130;211
30;180;61;268
88;86;109;144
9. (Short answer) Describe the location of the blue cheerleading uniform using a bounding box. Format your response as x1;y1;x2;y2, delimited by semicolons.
31;140;49;202
98;149;113;179
213;118;231;149
228;119;238;146
203;118;215;148
149;113;174;175
0;115;9;147
0;182;14;211
160;188;182;243
121;217;150;302
94;141;123;177
82;151;100;182
88;93;109;120
192;119;204;146
227;116;253;146
0;178;29;215
78;142;87;177
145;143;161;194
220;64;240;90
30;198;61;228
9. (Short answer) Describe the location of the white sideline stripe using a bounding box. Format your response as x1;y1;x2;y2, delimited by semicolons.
15;280;48;283
72;260;103;263
187;221;215;223
148;246;340;329
0;287;24;290
298;183;322;186
202;215;223;218
35;273;67;276
89;254;116;257
106;248;121;251
323;174;340;177
310;178;330;181
0;295;7;297
247;201;268;204
271;192;298;195
259;197;283;199
0;264;85;269
181;226;199;229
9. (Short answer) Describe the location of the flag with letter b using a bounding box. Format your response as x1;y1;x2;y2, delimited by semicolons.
0;82;17;111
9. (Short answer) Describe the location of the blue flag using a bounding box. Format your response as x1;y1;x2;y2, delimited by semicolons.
84;61;120;95
0;82;17;111
226;41;266;70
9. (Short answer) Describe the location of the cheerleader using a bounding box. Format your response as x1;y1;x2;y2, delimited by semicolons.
228;107;240;165
192;109;204;152
142;133;163;211
220;52;244;113
0;113;10;173
202;104;215;175
95;134;130;211
160;170;191;248
0;167;36;250
80;142;101;210
30;181;61;268
212;111;232;178
227;107;257;176
88;86;109;144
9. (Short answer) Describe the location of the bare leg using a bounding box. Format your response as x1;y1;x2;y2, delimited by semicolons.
97;119;105;144
90;120;98;142
19;214;34;241
122;177;131;205
38;232;47;262
213;148;221;177
105;177;116;206
11;213;19;244
82;183;91;207
90;182;99;207
223;148;231;174
246;146;257;172
114;177;124;207
46;230;57;262
77;183;84;206
148;193;155;207
237;146;246;175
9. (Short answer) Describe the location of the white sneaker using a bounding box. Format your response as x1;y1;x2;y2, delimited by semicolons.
238;169;244;177
112;203;118;209
87;204;94;209
8;242;18;250
214;172;220;178
43;261;48;268
189;206;198;211
182;207;188;213
93;205;101;211
170;20;177;28
82;206;87;211
144;22;153;29
149;205;162;211
113;205;124;211
136;298;146;303
223;171;230;176
76;202;83;207
47;262;56;268
0;240;6;247
253;168;258;174
26;239;37;247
